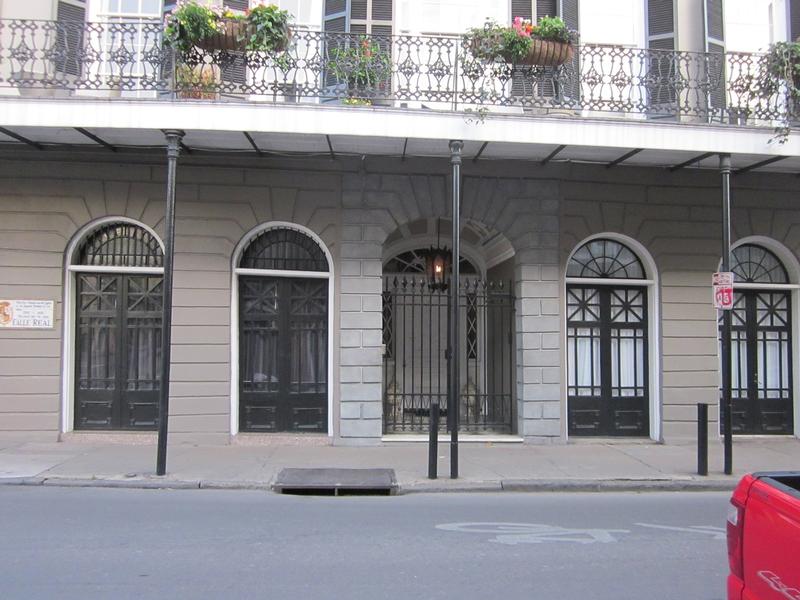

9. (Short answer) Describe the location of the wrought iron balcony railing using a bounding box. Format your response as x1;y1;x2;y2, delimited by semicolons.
0;18;796;130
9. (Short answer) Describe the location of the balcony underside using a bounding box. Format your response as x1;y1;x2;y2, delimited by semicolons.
0;98;798;174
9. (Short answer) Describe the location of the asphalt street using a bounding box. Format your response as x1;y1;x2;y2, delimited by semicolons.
0;487;729;599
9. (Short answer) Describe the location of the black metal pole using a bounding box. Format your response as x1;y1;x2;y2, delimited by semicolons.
449;140;463;480
156;129;184;477
697;403;708;476
428;401;439;479
720;153;733;476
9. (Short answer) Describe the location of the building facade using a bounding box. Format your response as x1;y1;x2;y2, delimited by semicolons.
0;0;799;447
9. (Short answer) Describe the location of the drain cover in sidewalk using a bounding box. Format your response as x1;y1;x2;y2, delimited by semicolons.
273;468;397;495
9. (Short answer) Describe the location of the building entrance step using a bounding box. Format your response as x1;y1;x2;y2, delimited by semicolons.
272;468;397;496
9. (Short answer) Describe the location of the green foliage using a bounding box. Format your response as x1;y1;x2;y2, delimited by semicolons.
246;4;291;52
164;2;292;54
752;40;800;143
328;38;392;91
465;16;574;63
164;3;224;54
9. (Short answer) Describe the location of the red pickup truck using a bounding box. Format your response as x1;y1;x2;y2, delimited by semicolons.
727;472;800;600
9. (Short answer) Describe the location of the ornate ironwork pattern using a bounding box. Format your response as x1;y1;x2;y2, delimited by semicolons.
0;19;171;93
77;222;163;268
240;227;328;272
567;239;645;279
382;276;514;434
730;244;789;284
1;20;797;128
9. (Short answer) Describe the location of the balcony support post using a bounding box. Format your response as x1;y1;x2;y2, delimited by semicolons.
156;129;184;477
449;140;463;479
719;153;733;476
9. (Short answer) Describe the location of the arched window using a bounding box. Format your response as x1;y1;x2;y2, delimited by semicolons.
72;221;163;431
566;238;645;279
731;244;788;284
239;227;328;272
725;243;793;434
237;227;329;434
76;222;163;267
566;239;649;437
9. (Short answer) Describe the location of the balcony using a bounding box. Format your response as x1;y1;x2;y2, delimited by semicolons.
0;18;796;128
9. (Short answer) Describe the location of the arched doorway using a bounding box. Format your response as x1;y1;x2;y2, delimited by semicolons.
72;221;164;430
726;243;794;434
566;238;650;436
236;226;330;433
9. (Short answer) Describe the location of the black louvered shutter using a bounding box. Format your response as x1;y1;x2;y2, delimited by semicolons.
558;0;579;102
647;0;676;110
224;0;248;11
372;0;392;21
704;0;725;115
324;0;348;32
512;1;533;20
351;0;368;20
55;1;86;77
791;0;799;41
535;0;557;19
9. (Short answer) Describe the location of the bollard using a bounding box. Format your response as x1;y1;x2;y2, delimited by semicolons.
428;402;439;479
697;403;708;476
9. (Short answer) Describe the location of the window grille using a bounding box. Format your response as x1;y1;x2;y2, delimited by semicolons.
240;228;329;272
567;239;645;279
76;222;163;268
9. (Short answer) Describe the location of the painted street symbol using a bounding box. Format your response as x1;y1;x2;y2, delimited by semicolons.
435;522;629;545
635;523;726;540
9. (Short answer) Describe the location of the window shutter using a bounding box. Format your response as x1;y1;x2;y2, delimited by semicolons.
511;0;532;20
535;0;557;19
371;0;392;22
647;0;674;48
223;0;248;11
351;0;368;20
559;0;578;31
323;0;347;32
791;0;800;41
704;0;725;113
55;1;86;77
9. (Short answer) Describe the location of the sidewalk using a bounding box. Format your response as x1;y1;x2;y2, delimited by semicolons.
1;437;799;493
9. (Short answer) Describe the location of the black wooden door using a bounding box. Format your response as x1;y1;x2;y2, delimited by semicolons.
75;274;162;430
729;290;794;434
239;276;328;432
567;285;649;436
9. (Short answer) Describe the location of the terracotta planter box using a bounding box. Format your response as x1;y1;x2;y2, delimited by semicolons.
195;19;251;52
470;34;574;67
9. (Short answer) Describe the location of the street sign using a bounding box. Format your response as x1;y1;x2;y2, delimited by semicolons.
713;272;734;310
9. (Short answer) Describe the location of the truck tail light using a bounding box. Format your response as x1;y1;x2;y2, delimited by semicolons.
727;499;745;579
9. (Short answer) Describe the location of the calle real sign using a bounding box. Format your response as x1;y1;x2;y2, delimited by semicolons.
0;300;55;329
713;272;734;310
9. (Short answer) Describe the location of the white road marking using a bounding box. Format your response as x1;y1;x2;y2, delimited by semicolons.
635;523;726;540
436;522;629;545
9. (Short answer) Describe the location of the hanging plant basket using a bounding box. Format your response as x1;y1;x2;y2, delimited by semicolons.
503;39;574;67
194;18;251;52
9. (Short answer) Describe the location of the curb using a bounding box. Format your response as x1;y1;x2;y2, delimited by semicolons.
0;476;737;494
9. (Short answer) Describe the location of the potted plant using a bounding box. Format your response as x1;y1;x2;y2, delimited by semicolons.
465;15;575;66
327;37;392;104
164;1;292;54
175;64;218;99
751;38;800;143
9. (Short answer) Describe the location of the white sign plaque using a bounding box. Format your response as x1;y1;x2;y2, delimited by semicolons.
0;300;55;329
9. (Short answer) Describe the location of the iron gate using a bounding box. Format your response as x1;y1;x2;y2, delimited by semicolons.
382;277;515;434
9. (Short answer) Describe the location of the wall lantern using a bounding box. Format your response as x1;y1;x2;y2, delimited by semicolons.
425;218;451;290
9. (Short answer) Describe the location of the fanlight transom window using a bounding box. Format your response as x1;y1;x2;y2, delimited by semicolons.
76;222;163;268
240;228;328;272
731;244;789;284
567;239;645;280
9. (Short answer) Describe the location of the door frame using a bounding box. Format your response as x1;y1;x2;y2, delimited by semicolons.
230;222;334;437
562;233;661;441
725;236;800;438
61;217;164;433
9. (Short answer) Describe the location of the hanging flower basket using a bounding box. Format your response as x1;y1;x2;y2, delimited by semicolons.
505;39;574;66
194;19;251;52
